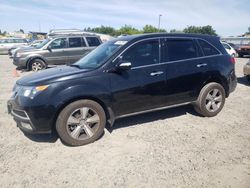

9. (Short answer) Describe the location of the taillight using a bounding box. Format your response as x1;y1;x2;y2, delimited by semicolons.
230;57;236;64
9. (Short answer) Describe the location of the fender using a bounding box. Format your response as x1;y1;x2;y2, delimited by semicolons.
26;54;48;69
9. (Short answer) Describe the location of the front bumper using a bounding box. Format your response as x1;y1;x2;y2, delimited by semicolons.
7;97;53;134
243;64;250;76
12;57;27;69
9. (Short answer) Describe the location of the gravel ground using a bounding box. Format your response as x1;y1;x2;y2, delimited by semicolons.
0;55;250;188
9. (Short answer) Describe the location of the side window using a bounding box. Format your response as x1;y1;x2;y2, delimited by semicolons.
122;39;159;67
222;43;230;50
69;37;83;48
198;39;220;56
166;39;198;61
49;38;67;49
86;37;101;47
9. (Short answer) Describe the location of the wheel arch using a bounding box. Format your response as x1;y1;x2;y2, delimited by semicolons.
200;75;229;97
26;56;47;70
52;96;115;133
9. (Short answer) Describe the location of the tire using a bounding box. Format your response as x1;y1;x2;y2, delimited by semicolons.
246;75;250;82
194;82;226;117
30;59;46;72
238;53;243;58
56;100;106;146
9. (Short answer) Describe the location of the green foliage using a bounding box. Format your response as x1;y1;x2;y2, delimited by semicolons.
19;29;24;33
169;29;183;33
116;25;142;35
142;25;166;33
183;25;217;36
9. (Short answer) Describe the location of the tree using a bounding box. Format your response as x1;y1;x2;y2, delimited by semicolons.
183;25;217;36
245;27;250;35
142;25;166;33
116;25;142;35
19;29;24;33
169;29;183;33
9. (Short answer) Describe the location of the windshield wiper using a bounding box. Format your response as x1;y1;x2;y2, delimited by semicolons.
69;64;81;69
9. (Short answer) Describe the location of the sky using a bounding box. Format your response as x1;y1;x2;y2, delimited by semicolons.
0;0;250;36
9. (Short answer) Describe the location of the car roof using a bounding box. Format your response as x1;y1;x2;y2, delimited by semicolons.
116;33;219;42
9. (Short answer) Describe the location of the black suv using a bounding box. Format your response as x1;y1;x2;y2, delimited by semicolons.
13;35;102;71
8;33;237;146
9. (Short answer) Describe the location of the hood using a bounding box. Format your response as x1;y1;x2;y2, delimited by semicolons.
17;46;40;53
17;65;91;86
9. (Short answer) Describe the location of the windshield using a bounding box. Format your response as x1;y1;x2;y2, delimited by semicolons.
35;39;50;49
73;40;127;69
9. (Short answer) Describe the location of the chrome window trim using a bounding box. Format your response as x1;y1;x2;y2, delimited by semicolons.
131;54;224;70
112;36;223;70
116;101;194;119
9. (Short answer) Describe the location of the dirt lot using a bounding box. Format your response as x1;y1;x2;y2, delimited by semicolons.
0;55;250;188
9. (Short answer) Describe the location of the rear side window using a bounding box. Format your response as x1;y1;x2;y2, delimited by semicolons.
69;37;85;48
122;39;159;67
86;37;101;47
198;39;220;56
166;39;198;61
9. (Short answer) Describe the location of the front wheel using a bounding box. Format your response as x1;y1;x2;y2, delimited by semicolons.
194;82;226;117
56;100;106;146
30;59;46;72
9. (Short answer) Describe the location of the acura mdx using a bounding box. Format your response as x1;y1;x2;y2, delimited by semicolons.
8;33;237;146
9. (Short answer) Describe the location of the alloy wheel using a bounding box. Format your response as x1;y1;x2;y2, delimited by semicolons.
31;62;43;72
205;89;223;112
66;107;100;140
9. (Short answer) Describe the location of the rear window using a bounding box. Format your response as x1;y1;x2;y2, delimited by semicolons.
166;39;198;61
198;39;220;56
86;37;101;47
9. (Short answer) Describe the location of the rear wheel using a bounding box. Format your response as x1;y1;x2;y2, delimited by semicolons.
30;59;46;72
56;100;106;146
194;82;226;117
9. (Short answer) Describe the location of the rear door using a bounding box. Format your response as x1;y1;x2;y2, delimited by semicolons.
67;37;89;64
162;38;206;105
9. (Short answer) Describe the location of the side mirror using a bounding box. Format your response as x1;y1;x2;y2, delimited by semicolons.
117;61;132;70
47;45;52;51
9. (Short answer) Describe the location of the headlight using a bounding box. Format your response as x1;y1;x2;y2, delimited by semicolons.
16;52;21;58
19;85;49;99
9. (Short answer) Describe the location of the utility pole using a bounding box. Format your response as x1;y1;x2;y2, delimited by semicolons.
158;14;162;32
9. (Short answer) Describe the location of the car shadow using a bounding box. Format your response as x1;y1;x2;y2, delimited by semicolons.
24;132;59;143
110;104;200;131
237;76;250;86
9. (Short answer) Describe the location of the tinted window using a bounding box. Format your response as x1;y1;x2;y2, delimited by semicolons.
86;37;101;47
166;39;198;61
122;39;159;67
50;38;67;49
222;43;230;50
198;39;220;56
69;37;83;48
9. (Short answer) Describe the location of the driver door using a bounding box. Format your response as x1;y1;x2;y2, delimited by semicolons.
44;38;68;65
110;39;166;117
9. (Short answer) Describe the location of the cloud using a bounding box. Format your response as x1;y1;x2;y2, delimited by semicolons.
0;0;249;36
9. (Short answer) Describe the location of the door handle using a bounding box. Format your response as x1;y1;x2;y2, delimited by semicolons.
196;63;207;68
150;71;164;76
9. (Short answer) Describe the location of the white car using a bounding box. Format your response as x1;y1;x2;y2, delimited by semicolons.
221;42;237;57
0;38;28;55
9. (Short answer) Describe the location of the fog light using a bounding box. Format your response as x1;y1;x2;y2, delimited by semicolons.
21;122;32;130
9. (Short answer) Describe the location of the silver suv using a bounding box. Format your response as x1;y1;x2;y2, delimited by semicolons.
0;38;28;55
13;35;102;71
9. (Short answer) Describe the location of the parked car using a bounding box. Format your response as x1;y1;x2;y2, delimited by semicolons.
8;40;44;58
243;60;250;82
0;38;28;55
13;35;102;71
221;42;237;57
7;33;237;146
238;42;250;57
